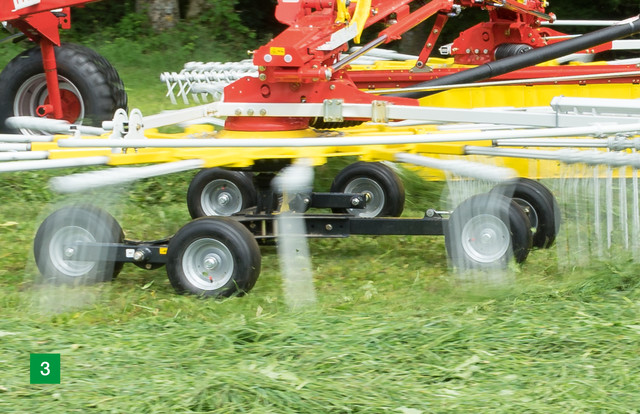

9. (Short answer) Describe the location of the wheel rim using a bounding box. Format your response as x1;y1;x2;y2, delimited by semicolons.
460;214;510;263
344;177;385;217
13;74;85;133
44;89;82;123
48;225;96;277
181;238;234;290
200;179;244;216
513;197;538;230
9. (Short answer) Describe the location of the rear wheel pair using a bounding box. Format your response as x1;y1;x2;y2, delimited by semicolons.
445;178;559;270
187;162;405;219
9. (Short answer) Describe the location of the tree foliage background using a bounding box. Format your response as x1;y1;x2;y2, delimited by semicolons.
64;0;636;59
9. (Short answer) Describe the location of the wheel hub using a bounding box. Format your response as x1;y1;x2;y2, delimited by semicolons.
49;226;96;277
461;214;510;263
201;180;244;216
181;238;234;290
217;192;232;206
344;178;384;217
203;254;221;270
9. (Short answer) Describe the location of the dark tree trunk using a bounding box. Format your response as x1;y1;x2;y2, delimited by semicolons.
136;0;180;31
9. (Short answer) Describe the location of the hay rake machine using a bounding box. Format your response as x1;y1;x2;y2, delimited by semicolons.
3;0;640;298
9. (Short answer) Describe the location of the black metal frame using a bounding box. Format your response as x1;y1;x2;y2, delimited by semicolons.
59;191;447;268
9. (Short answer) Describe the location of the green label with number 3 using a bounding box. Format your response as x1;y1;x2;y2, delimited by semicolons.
30;354;60;384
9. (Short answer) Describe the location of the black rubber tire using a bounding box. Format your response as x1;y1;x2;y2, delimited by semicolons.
33;205;124;285
491;178;560;249
187;168;257;218
166;217;261;297
0;43;127;134
445;193;532;270
330;161;405;217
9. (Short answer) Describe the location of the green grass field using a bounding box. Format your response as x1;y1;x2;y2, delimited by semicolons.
1;41;640;413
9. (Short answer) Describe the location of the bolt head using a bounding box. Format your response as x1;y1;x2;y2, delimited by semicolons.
217;192;231;206
133;250;146;261
203;255;219;271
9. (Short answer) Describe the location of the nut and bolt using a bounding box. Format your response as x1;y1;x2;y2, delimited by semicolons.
217;192;231;206
203;255;220;271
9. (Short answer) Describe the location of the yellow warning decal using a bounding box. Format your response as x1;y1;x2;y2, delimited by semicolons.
159;247;168;255
270;47;285;56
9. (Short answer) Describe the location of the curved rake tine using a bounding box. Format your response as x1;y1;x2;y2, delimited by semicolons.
272;159;317;310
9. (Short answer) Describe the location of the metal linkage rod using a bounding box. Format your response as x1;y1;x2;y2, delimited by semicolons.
58;122;640;149
332;35;388;71
5;117;105;136
0;156;109;173
542;20;621;26
395;152;516;181
49;159;204;193
465;146;640;168
0;134;54;143
0;143;29;151
0;151;48;161
495;137;640;149
347;47;418;61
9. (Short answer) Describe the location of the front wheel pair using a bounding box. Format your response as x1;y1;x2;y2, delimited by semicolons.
33;205;261;298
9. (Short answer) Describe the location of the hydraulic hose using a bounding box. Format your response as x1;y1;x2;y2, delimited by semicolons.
392;16;640;99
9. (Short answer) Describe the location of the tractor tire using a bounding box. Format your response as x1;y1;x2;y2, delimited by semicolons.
0;43;127;134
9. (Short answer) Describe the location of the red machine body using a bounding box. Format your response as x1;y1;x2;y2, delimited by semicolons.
2;0;635;130
223;0;632;131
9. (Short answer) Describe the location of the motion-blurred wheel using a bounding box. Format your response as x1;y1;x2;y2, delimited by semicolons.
491;177;560;248
34;205;124;284
445;193;532;270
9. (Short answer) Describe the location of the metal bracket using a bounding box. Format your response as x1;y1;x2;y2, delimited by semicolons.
126;109;146;141
106;108;128;154
323;99;344;122
371;100;389;123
